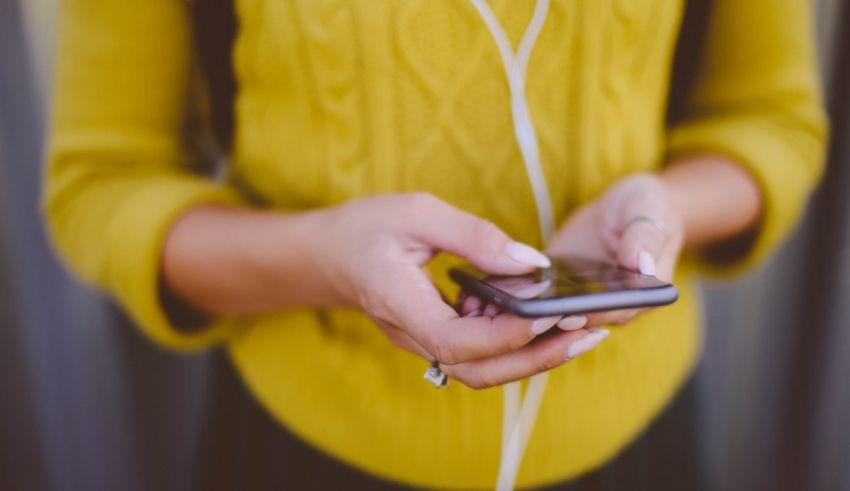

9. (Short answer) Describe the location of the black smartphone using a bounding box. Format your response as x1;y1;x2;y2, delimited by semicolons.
449;255;678;318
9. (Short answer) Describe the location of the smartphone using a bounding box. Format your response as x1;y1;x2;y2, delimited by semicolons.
449;255;678;318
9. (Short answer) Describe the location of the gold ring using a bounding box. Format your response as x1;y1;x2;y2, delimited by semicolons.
623;214;667;236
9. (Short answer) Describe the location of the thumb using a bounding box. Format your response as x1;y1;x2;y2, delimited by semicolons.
411;196;550;274
616;215;667;276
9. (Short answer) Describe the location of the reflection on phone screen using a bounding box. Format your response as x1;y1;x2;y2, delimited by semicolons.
482;256;664;299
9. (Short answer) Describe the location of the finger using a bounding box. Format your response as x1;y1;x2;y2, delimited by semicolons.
460;295;483;316
403;194;550;274
455;291;467;310
377;266;561;365
513;279;552;299
655;238;680;283
616;217;666;275
586;309;640;327
441;328;609;389
378;321;433;359
430;313;562;365
483;303;499;318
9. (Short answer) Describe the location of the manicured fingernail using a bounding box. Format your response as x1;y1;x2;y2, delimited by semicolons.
557;315;587;331
566;328;609;359
589;327;611;339
530;316;562;335
514;280;552;299
463;309;482;318
505;242;551;268
483;303;499;317
637;250;656;276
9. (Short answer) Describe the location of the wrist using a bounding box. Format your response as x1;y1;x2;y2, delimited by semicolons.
256;207;356;309
659;155;762;249
161;203;360;316
656;172;688;234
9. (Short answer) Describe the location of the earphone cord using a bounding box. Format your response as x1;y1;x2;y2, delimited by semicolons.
466;1;554;490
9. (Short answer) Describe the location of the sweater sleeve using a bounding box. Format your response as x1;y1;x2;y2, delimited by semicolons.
43;0;245;350
666;0;828;277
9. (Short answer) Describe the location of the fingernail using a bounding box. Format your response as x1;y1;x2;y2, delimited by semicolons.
557;315;588;331
505;242;551;268
463;309;482;318
530;316;562;335
589;327;611;339
566;328;609;359
637;250;656;276
483;303;499;317
514;279;552;299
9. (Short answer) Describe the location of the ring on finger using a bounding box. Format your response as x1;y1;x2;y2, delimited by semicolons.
423;359;448;388
623;214;667;236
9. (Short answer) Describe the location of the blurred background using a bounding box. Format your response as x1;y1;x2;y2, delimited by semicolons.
1;0;848;490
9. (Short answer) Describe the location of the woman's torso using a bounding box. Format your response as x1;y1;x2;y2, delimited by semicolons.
224;1;699;488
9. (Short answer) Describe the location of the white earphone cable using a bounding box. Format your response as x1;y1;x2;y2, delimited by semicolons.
467;1;554;490
469;0;555;242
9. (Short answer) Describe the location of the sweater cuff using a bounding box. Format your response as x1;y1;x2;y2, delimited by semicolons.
107;177;245;351
667;114;824;278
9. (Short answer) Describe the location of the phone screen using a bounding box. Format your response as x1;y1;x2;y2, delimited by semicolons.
449;255;677;317
482;256;664;300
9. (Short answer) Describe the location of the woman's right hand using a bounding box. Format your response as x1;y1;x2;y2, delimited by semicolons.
164;193;607;389
310;193;607;389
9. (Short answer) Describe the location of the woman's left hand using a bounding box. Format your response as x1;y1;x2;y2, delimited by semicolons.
544;172;685;327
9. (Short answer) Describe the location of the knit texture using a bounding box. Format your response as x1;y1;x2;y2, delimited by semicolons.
45;0;826;488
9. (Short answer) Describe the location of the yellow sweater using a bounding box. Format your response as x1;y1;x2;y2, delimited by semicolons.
45;0;826;489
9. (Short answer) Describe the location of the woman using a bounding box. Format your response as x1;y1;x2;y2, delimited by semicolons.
44;0;826;489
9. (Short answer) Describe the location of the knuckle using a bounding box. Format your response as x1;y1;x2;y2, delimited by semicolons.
467;218;502;245
457;371;492;390
536;351;564;373
430;336;460;366
466;379;489;390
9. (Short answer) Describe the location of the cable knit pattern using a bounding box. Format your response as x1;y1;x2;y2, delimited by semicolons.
232;0;685;242
45;0;826;488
